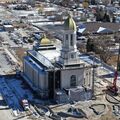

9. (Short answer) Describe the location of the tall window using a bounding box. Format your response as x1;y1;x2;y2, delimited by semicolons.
70;75;76;87
70;34;73;46
66;34;68;40
71;54;74;59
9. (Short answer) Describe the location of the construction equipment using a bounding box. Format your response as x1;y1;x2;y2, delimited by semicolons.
21;99;29;111
106;71;118;95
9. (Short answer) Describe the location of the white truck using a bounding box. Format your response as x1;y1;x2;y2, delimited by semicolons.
21;99;29;111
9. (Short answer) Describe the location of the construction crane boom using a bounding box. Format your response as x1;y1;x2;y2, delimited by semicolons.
106;71;118;95
113;71;118;89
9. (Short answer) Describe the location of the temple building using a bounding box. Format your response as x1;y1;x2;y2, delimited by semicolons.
23;15;93;103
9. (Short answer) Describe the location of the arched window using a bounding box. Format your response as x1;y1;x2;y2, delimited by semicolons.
70;75;76;87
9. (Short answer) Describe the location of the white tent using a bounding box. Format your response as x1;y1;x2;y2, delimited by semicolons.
97;27;113;34
78;28;86;33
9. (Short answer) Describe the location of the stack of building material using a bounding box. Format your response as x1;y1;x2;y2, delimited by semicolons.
69;87;92;101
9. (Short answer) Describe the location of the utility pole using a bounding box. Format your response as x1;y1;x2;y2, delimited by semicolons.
53;68;56;100
92;55;95;97
117;38;120;71
89;52;95;98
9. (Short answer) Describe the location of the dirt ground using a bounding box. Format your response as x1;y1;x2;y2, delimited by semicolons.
107;55;118;68
15;48;27;64
100;105;117;120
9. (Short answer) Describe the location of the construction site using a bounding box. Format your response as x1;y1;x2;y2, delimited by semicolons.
0;51;120;120
0;0;119;120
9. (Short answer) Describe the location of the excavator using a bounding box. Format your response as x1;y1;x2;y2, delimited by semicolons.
106;71;118;95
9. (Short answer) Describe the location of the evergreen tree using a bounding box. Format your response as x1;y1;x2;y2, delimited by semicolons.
91;0;96;5
96;7;105;21
112;16;116;23
86;38;95;52
103;13;110;22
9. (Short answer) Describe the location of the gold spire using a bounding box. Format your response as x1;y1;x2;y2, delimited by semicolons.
64;14;76;31
40;34;51;45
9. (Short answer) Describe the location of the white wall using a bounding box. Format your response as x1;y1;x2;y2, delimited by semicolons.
24;59;48;90
61;68;84;89
84;68;93;88
24;59;34;83
33;67;39;87
38;72;47;90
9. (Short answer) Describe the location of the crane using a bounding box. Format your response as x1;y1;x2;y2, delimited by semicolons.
106;71;118;95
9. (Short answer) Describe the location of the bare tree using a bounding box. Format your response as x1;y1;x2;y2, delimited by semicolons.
93;35;114;63
61;0;69;6
77;42;86;53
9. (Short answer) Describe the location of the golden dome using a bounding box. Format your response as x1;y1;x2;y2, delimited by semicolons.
64;14;76;31
40;34;51;45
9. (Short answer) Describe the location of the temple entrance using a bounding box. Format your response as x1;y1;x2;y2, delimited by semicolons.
48;70;61;99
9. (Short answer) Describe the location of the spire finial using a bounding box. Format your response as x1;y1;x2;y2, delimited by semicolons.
43;33;46;38
68;12;71;18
